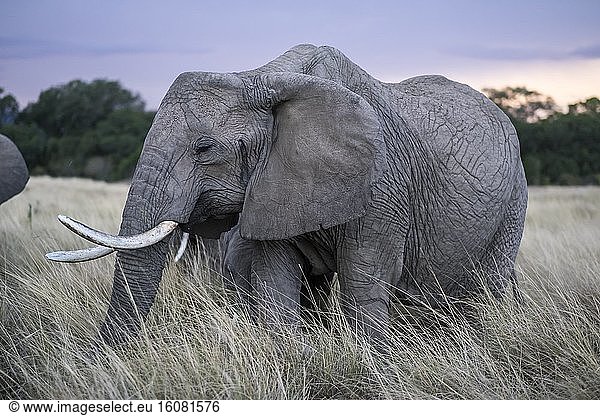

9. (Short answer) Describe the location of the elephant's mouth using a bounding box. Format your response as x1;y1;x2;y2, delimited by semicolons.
180;213;239;239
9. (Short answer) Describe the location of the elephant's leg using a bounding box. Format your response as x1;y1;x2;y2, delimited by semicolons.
480;167;528;300
335;209;408;349
251;241;305;329
337;231;404;350
221;230;256;306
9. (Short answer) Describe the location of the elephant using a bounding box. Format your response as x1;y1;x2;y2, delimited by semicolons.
0;134;29;205
47;44;527;347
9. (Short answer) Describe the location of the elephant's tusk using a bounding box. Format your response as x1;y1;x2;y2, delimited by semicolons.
57;215;179;249
45;245;115;263
174;232;190;262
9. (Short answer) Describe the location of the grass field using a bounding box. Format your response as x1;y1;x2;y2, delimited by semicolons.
1;177;599;399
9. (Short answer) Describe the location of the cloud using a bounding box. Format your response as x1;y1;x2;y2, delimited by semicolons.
571;44;600;59
446;44;600;62
0;37;210;59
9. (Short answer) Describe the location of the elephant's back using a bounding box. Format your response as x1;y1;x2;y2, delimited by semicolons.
392;75;520;208
387;76;522;281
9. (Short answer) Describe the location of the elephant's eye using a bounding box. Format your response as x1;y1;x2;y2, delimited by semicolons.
195;144;212;154
194;138;214;156
193;138;221;165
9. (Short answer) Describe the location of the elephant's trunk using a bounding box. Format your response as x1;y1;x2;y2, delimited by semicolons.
96;148;191;345
97;185;173;345
98;241;169;345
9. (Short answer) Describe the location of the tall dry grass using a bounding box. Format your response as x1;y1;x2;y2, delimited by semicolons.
1;177;599;399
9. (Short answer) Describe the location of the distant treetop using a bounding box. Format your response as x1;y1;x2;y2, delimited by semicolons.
483;86;559;123
18;79;146;137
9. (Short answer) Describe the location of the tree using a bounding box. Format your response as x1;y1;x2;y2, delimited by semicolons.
79;109;154;180
0;88;19;127
0;122;48;174
516;96;600;185
1;79;153;181
568;97;600;115
19;79;145;137
483;86;559;123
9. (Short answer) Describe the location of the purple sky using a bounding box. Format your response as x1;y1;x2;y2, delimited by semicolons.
2;0;599;110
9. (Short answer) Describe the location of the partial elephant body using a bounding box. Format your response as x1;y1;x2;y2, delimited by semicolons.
0;134;29;205
224;46;526;324
383;75;526;304
48;44;527;347
220;225;334;317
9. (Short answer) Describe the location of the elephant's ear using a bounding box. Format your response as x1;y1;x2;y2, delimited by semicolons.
239;73;386;240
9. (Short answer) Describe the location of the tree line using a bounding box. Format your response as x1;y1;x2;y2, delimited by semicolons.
1;80;599;185
0;81;154;181
484;87;600;185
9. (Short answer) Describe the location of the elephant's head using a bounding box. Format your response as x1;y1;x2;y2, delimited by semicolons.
0;134;29;205
49;71;386;345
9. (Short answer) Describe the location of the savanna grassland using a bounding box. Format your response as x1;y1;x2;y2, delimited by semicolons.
1;177;599;399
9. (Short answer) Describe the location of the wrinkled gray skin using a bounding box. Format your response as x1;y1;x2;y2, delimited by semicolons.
100;44;527;346
0;134;29;205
